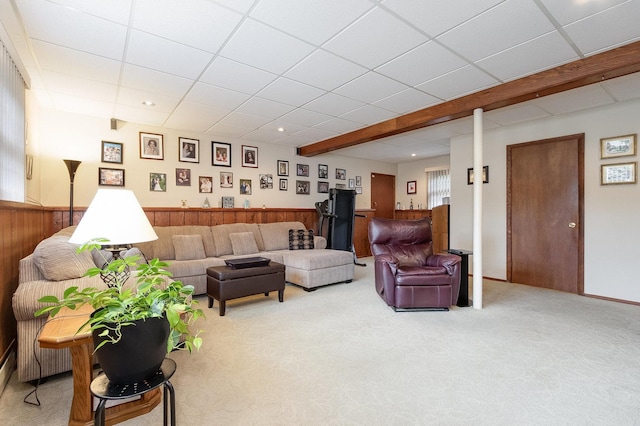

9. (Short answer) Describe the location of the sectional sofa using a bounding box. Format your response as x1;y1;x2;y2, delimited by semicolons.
13;221;354;382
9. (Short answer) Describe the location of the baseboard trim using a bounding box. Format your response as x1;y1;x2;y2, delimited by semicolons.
0;350;16;398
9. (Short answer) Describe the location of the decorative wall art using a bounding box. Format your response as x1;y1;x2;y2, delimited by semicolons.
240;179;252;194
348;178;355;189
356;176;362;186
139;132;163;160
259;174;273;189
296;180;310;194
242;145;258;168
212;142;231;167
179;137;199;163
278;160;289;176
318;181;329;193
199;176;212;193
335;168;346;180
279;179;288;191
176;168;191;186
318;164;328;179
220;171;233;188
355;186;362;194
98;167;124;186
101;141;122;164
600;134;637;159
407;180;416;194
297;163;309;177
150;173;166;192
601;162;637;185
467;166;489;185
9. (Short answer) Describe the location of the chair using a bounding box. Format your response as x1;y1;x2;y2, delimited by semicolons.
368;217;462;311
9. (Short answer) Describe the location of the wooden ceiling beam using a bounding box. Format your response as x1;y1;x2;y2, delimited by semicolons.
298;40;640;157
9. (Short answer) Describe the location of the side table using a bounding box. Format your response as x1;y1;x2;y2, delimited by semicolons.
38;305;161;425
448;249;473;307
91;358;177;426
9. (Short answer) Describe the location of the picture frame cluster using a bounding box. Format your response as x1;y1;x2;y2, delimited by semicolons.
599;134;637;185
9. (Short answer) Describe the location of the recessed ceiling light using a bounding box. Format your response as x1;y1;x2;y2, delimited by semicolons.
142;100;155;106
277;127;285;132
411;153;416;157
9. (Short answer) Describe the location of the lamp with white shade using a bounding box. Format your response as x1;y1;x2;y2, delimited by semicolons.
70;189;158;285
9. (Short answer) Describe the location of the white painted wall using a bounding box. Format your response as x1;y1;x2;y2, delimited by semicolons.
396;155;449;210
27;107;396;209
450;98;640;303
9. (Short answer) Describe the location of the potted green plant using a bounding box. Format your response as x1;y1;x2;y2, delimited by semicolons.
35;239;204;384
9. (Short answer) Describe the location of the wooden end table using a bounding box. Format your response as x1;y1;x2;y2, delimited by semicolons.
38;305;161;426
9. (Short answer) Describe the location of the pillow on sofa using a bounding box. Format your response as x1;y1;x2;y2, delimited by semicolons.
229;232;259;255
33;235;96;281
289;229;314;250
172;235;206;261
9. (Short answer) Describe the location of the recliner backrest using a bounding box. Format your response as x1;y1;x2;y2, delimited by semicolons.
369;217;433;266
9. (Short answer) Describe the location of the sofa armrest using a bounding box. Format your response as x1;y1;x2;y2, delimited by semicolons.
19;254;45;283
313;236;327;249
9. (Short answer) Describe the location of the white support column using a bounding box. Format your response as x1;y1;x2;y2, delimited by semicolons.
473;108;483;309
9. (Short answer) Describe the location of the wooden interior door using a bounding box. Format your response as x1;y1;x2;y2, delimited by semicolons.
507;134;584;294
370;173;395;218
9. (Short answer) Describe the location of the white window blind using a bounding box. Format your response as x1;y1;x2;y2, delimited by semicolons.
0;39;26;202
426;169;450;209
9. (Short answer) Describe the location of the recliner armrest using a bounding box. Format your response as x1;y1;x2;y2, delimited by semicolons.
374;254;399;274
426;253;461;275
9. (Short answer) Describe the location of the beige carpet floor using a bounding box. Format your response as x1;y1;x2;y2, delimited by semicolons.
1;257;639;425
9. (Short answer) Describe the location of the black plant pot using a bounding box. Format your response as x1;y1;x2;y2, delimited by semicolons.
92;314;170;385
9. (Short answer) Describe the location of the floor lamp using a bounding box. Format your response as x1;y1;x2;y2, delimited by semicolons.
63;159;82;226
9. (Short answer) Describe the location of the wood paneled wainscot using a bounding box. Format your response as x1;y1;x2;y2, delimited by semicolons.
394;209;431;220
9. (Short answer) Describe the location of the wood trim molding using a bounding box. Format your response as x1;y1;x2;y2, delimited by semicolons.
299;40;640;157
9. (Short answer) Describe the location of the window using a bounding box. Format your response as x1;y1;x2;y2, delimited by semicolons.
0;39;26;202
426;168;450;209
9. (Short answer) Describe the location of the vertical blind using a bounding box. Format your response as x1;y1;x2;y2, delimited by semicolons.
427;168;450;209
0;39;26;202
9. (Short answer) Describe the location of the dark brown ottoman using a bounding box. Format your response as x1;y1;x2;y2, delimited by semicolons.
206;262;285;316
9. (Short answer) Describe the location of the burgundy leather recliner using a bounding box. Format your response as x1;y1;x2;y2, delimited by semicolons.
368;217;462;311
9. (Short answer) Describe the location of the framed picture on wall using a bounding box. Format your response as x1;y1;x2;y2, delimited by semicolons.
600;134;637;159
296;180;310;194
150;173;166;192
99;167;124;186
601;162;637;185
176;168;191;186
318;164;328;179
335;168;346;180
242;145;258;168
220;171;233;188
407;180;416;194
212;142;231;167
355;175;362;186
101;141;123;164
179;137;199;163
467;166;489;185
278;160;289;176
199;176;212;193
139;132;163;160
318;181;329;193
279;178;288;191
297;163;309;177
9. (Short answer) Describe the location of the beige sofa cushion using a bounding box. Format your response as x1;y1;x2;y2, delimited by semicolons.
173;235;206;260
259;222;306;251
229;232;260;255
33;235;95;281
138;226;216;260
211;223;264;256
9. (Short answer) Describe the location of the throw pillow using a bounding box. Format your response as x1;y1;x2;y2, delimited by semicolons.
229;232;259;256
289;229;314;250
33;235;96;281
172;235;206;261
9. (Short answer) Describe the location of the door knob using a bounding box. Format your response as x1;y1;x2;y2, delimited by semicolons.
569;222;576;228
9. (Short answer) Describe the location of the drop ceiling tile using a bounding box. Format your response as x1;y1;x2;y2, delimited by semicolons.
382;0;503;37
220;19;315;74
165;101;232;132
484;103;550;126
211;0;255;14
312;117;362;134
340;104;398;125
476;32;578;82
376;41;468;86
563;1;640;55
323;7;427;69
49;0;133;25
259;120;307;135
236;97;296;119
120;64;193;98
241;129;285;144
132;0;242;53
206;122;253;138
164;114;219;133
437;0;555;62
31;40;121;85
117;87;180;113
126;30;213;79
539;0;627;26
257;78;326;107
533;84;615;114
42;71;117;102
185;82;250;110
279;109;334;127
334;72;409;104
290;127;337;142
284;49;367;91
200;57;277;95
113;104;170;127
416;65;498;100
15;0;127;60
50;93;114;119
216;111;273;129
303;93;365;116
602;72;640;101
250;0;372;45
373;88;440;114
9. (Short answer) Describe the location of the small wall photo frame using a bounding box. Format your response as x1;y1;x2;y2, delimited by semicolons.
140;132;163;160
296;180;310;194
318;181;329;193
101;141;123;164
600;134;636;159
242;145;258;168
212;142;231;167
318;164;328;179
259;174;273;189
467;166;489;185
150;173;166;192
297;163;309;177
279;178;288;191
356;176;362;186
176;168;191;186
179;137;199;163
240;179;252;194
336;168;346;180
99;167;124;186
601;162;637;185
220;171;233;188
278;160;289;176
199;176;212;193
355;186;363;194
348;178;355;189
407;180;416;194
